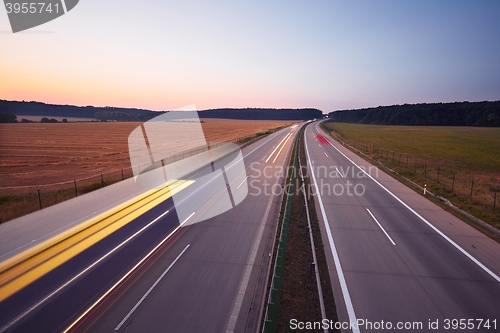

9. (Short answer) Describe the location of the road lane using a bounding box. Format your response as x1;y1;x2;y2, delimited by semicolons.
71;125;302;333
305;121;500;332
0;123;302;333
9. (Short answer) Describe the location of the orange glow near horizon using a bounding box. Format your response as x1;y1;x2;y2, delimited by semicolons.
0;64;309;111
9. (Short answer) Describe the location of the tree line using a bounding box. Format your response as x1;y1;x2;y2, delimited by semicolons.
328;101;500;127
0;114;69;123
0;100;323;121
198;108;323;120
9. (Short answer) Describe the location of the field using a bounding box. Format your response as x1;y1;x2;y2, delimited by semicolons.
0;119;296;222
323;122;500;228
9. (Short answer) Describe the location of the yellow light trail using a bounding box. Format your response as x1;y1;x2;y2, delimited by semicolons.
0;180;193;302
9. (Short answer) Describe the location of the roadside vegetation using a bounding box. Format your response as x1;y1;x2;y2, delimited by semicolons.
323;122;500;232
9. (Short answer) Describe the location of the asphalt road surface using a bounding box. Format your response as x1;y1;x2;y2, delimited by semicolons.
0;123;302;333
304;121;500;333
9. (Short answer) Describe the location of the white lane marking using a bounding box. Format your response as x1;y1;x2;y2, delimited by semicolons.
4;127;300;333
181;212;195;226
305;126;360;333
114;244;190;331
324;152;328;157
367;209;396;246
237;176;249;189
261;155;266;161
335;167;344;178
225;181;275;333
317;124;500;284
272;133;292;163
0;126;292;263
62;209;189;333
0;209;171;333
226;132;296;332
265;133;291;163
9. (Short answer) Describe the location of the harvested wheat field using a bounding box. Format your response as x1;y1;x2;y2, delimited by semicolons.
0;119;296;196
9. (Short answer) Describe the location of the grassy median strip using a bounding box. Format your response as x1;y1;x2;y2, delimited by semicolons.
274;128;340;333
0;179;193;302
263;125;339;333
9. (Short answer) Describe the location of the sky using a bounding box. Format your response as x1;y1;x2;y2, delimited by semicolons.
1;0;499;113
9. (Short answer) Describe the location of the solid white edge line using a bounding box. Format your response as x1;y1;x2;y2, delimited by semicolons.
366;209;396;246
0;209;170;333
180;212;195;226
319;124;500;284
226;133;294;332
305;125;360;333
114;244;190;331
225;193;274;333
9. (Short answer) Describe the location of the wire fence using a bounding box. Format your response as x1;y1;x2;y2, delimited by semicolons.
339;138;500;228
0;134;268;224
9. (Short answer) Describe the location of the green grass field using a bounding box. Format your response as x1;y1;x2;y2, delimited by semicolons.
324;123;500;173
323;122;500;229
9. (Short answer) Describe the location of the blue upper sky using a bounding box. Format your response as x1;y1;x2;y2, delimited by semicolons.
1;0;499;112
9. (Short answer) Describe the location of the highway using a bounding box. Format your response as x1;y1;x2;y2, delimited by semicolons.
304;121;500;332
0;124;302;333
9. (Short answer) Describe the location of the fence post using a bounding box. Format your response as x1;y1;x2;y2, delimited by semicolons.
437;168;440;184
101;173;104;187
74;180;78;197
406;156;409;169
38;190;42;210
470;179;474;201
122;168;124;180
451;173;455;193
392;151;395;162
494;191;497;210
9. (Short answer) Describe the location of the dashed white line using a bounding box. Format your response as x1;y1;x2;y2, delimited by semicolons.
316;123;500;284
0;209;171;333
335;167;344;178
367;209;396;246
114;244;190;331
